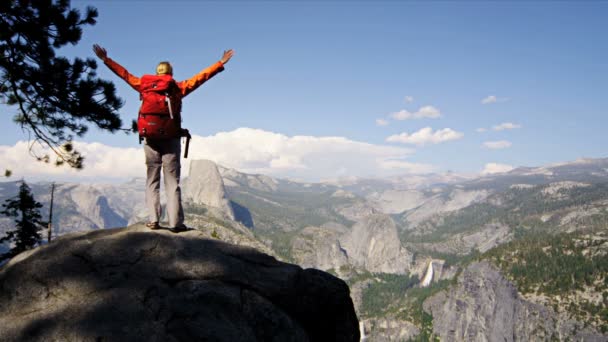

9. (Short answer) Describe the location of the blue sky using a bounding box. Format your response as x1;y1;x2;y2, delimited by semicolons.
2;1;607;182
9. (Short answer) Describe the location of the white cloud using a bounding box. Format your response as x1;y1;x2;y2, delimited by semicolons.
376;118;389;126
386;127;464;146
0;140;143;182
390;106;441;120
492;122;521;131
1;128;436;182
188;128;423;179
481;163;514;175
481;95;498;104
476;127;487;133
483;140;512;149
404;96;414;103
481;95;509;104
390;110;411;120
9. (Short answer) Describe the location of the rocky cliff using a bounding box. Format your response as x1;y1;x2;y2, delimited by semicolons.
291;225;349;271
0;225;359;341
340;214;413;274
183;159;235;220
423;261;605;341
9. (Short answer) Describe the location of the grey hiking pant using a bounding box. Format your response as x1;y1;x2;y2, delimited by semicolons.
144;137;184;227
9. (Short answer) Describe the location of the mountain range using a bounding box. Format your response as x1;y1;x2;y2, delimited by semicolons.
1;157;607;340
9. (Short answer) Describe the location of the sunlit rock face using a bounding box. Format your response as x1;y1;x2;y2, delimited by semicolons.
340;214;413;274
423;261;605;342
183;159;235;220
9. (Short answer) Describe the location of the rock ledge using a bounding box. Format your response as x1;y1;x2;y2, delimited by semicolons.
0;225;359;341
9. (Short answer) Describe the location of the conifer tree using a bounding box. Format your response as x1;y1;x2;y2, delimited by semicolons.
1;0;124;168
0;181;46;261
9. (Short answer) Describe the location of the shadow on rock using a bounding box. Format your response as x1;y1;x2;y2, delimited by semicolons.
230;200;254;229
0;225;359;341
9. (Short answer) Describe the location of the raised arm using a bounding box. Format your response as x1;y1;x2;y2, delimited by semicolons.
178;49;234;97
93;44;141;92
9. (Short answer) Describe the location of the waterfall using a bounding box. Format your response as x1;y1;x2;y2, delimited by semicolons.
421;260;434;287
359;321;367;341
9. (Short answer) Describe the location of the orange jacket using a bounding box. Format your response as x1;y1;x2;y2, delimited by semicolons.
102;57;224;99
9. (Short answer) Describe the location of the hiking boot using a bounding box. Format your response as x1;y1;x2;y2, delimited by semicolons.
146;222;161;230
171;224;190;233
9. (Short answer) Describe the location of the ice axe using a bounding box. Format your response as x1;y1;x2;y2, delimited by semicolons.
181;128;192;158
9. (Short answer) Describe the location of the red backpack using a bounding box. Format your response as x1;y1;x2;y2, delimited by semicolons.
137;74;182;139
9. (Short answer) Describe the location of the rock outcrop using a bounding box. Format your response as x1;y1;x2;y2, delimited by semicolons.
291;226;349;271
359;318;419;342
340;214;413;274
218;165;279;192
366;189;426;214
0;225;359;341
417;222;513;255
403;189;490;227
50;184;130;233
423;261;605;342
183;159;235;220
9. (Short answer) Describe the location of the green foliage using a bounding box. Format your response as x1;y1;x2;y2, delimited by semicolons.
407;311;439;342
1;0;124;168
484;230;608;332
360;273;419;317
359;272;450;340
0;181;46;261
226;187;355;233
400;279;452;325
253;229;299;262
4;169;11;177
485;231;607;294
211;229;219;239
343;267;373;286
